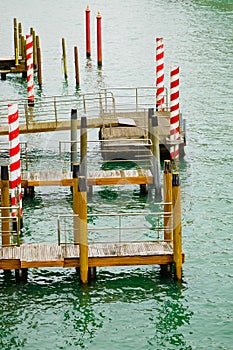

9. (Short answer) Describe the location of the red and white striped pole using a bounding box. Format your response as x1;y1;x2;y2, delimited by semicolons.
8;104;23;219
26;34;34;106
170;66;180;161
156;37;165;111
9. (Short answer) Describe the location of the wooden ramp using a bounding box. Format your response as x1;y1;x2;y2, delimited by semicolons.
0;117;118;136
20;169;154;187
0;242;175;270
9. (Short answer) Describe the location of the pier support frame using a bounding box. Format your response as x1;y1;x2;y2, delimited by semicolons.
15;268;28;283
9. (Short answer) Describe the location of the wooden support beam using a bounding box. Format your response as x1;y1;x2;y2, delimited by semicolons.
164;160;172;242
151;114;161;198
172;172;183;280
78;176;88;284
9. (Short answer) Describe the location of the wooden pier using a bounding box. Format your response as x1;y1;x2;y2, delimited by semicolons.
0;159;184;283
0;242;181;270
0;88;185;284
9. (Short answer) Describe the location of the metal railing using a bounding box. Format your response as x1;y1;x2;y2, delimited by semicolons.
57;209;173;247
0;91;116;127
0;206;21;247
58;139;154;172
88;211;172;244
0;87;169;128
57;214;79;245
0;141;28;171
0;141;28;170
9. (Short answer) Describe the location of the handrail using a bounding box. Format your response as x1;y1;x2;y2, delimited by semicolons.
0;86;171;129
57;210;173;247
0;206;21;246
87;211;173;244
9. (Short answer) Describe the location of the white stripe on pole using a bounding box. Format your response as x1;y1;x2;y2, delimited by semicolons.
26;34;34;106
156;37;165;111
170;66;180;161
8;103;23;217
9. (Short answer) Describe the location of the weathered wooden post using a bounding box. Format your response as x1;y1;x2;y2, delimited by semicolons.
172;171;183;280
163;160;172;242
71;109;78;171
80;115;87;178
1;166;10;247
96;11;102;67
14;18;19;65
73;163;80;246
30;28;37;69
85;5;91;58
78;176;88;284
151;114;161;198
18;22;22;56
36;36;42;87
62;38;68;80
148;108;153;146
74;46;80;86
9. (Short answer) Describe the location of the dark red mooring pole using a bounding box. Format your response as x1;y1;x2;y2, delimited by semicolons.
96;11;102;67
85;5;91;58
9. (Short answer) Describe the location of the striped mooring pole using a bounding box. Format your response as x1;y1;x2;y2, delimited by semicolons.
170;66;180;161
8;104;23;219
26;34;34;106
156;37;165;111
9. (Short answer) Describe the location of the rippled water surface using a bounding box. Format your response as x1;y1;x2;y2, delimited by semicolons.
0;0;232;349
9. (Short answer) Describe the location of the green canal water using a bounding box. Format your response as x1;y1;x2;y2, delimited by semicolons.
0;0;232;349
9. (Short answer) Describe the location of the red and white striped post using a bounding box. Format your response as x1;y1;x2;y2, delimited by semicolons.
170;66;180;161
156;37;165;111
8;104;23;219
26;34;34;106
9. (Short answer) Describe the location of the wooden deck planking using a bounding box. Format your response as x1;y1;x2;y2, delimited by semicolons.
16;169;154;187
0;118;119;136
0;242;175;269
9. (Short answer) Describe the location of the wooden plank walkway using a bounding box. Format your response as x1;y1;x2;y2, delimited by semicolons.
0;242;175;269
18;169;154;187
0;117;118;136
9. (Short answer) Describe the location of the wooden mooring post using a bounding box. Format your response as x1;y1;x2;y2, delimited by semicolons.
74;46;80;86
78;176;88;284
151;114;161;199
163;160;172;242
172;171;182;280
36;35;42;87
71;109;78;170
13;18;19;65
62;38;68;80
85;5;91;59
1;166;10;247
96;11;102;67
80;115;87;178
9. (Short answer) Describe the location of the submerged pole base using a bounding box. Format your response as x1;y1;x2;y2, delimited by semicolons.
15;268;28;283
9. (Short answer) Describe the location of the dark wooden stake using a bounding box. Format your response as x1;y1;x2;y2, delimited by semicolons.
74;46;80;86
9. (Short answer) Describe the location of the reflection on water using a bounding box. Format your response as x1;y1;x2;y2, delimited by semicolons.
0;268;193;349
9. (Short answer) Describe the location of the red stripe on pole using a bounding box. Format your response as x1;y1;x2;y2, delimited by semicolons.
156;37;165;111
8;103;23;217
170;66;180;161
10;144;20;157
9;128;19;141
